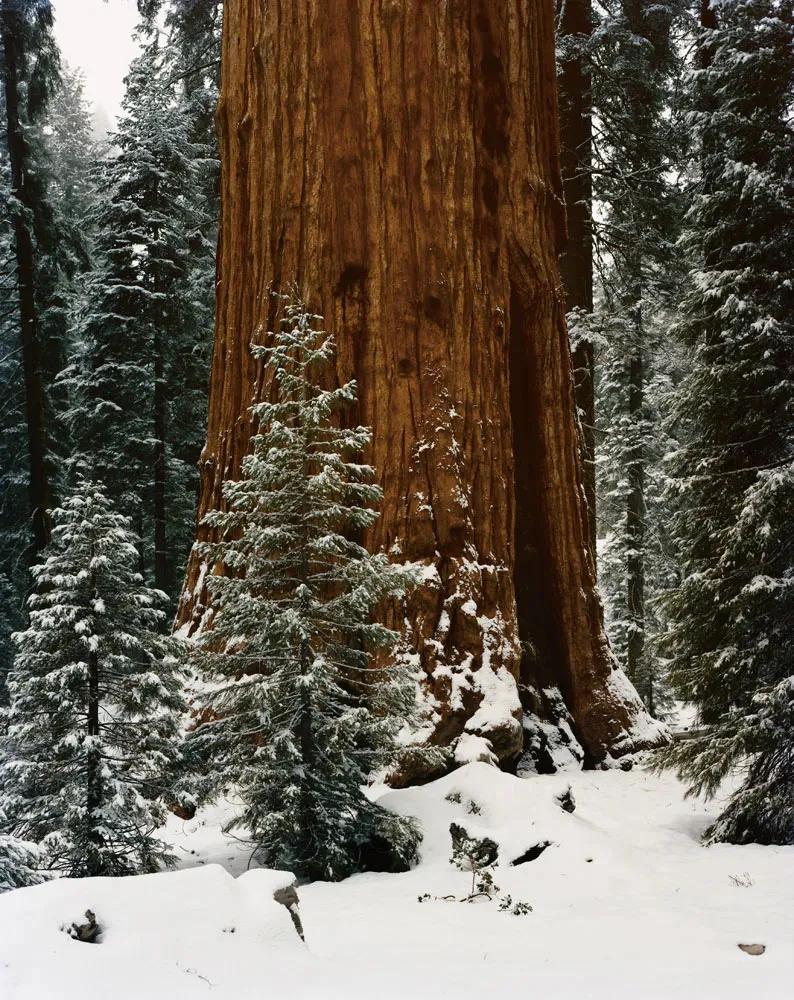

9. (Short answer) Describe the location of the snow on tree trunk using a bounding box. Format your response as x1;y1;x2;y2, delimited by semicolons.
178;0;666;774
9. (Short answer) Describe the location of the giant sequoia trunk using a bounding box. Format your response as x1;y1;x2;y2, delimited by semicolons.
179;0;665;775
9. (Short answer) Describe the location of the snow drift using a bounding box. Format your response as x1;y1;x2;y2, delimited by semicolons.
1;763;792;1000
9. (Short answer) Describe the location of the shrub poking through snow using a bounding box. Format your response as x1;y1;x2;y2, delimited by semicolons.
189;296;427;881
450;825;501;900
418;822;532;915
449;822;499;870
0;483;186;877
498;895;533;916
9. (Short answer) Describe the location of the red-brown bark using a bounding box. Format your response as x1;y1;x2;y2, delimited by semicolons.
179;0;666;775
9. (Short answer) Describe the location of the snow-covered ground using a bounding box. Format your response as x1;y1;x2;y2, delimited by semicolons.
1;762;792;999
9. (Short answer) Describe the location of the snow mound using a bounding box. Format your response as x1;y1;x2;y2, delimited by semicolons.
1;764;793;999
0;865;303;1000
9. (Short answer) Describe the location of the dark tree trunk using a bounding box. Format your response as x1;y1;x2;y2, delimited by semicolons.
700;0;719;208
1;0;52;553
557;0;596;557
86;645;102;875
701;0;718;33
180;0;665;774
153;330;170;593
625;314;645;683
136;512;146;577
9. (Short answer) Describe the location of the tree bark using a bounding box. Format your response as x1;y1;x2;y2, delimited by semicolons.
625;312;645;684
556;0;596;558
153;329;170;593
180;0;665;773
1;0;52;553
86;645;103;875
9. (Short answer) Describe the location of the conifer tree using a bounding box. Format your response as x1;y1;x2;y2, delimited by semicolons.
0;574;23;699
33;67;98;484
158;10;220;584
62;38;212;597
0;110;35;694
589;0;685;711
1;0;61;553
0;138;27;575
0;67;97;696
190;298;423;881
0;820;40;892
658;0;794;844
0;483;185;876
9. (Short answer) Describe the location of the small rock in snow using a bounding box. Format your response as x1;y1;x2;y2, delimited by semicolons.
68;910;101;944
273;883;305;942
738;943;766;956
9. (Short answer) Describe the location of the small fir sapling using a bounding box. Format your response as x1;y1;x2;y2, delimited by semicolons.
189;296;433;881
419;823;532;915
0;483;186;877
450;825;501;900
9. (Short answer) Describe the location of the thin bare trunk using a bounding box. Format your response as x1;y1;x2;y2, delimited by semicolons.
625;322;645;682
1;0;52;553
153;330;169;593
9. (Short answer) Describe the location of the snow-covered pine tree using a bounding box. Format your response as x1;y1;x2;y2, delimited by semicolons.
1;0;62;555
157;9;221;585
0;574;23;701
0;64;98;696
658;0;794;844
0;483;186;876
33;67;98;491
0;144;29;692
61;36;213;598
595;302;682;719
589;0;685;714
0;821;40;893
190;298;423;881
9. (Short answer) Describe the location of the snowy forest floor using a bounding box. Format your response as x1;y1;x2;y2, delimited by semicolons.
1;761;792;999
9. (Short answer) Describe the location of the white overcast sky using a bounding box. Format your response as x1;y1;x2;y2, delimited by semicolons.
52;0;141;126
